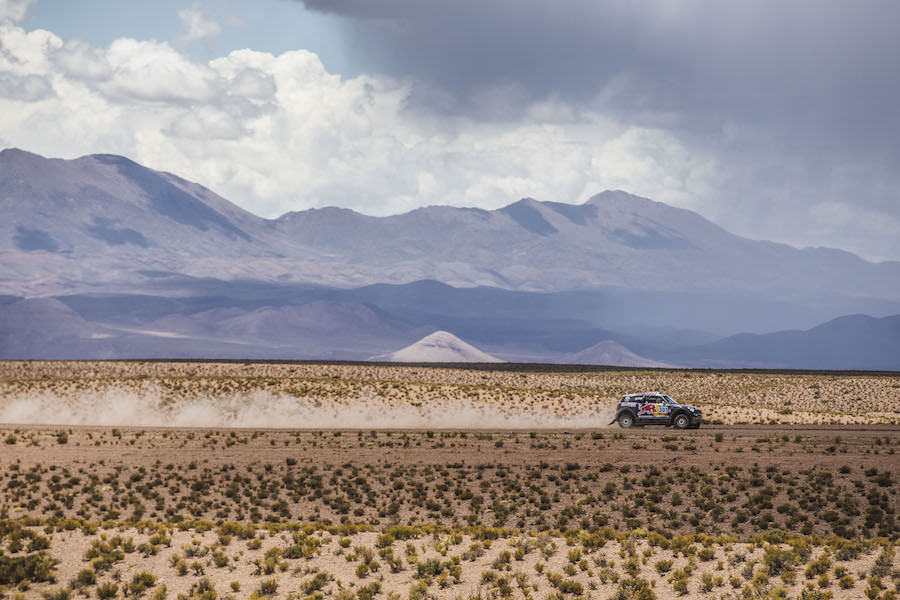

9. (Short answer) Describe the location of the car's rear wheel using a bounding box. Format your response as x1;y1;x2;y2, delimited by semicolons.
617;413;634;428
673;414;689;429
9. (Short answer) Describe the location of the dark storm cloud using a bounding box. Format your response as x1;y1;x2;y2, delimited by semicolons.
299;0;900;262
299;0;900;182
299;1;899;137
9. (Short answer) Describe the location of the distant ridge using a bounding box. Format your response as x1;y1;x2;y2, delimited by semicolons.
369;331;504;363
557;340;673;368
671;313;900;370
2;149;900;368
2;148;899;299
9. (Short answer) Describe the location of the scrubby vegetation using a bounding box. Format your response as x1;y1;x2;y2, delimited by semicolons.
0;517;895;599
0;361;897;598
1;428;898;540
2;360;898;425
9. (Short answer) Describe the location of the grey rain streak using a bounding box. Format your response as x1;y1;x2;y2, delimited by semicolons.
298;0;900;262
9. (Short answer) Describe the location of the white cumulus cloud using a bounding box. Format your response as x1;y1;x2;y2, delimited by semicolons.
178;5;222;44
0;21;728;232
228;67;276;100
0;69;52;100
0;0;35;23
52;39;113;81
100;38;223;104
167;105;247;140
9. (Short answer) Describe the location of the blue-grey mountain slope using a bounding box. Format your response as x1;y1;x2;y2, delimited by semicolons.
555;340;673;368
3;148;900;303
0;148;327;295
0;296;417;360
274;193;900;299
664;314;900;370
3;148;900;368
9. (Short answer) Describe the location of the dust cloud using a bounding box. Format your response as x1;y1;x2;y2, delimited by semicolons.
0;386;616;429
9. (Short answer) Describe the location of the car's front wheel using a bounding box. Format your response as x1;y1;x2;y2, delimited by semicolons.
617;413;634;428
673;414;689;429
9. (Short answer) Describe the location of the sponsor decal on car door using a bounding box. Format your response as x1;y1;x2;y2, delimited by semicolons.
638;400;669;422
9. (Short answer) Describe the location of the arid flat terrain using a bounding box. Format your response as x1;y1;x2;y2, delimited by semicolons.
0;361;898;599
2;361;899;427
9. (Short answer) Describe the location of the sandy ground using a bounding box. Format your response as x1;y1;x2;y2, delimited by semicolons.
1;425;898;598
1;361;899;427
0;361;898;598
11;525;892;600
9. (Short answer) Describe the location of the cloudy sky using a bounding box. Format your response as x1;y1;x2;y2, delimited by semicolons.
1;0;898;261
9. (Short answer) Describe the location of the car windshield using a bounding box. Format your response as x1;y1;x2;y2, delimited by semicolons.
662;395;674;403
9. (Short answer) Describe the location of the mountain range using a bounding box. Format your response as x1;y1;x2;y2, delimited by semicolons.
1;148;898;369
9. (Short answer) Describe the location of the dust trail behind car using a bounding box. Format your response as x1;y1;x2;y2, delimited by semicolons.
0;385;618;429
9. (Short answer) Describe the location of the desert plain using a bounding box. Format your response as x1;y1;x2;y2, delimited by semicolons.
0;361;898;600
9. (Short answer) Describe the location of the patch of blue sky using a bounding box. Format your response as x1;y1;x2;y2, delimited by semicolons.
24;0;354;75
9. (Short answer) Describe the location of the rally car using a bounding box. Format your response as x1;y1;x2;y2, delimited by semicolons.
611;392;701;429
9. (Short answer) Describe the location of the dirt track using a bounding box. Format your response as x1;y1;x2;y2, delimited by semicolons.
3;360;900;427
